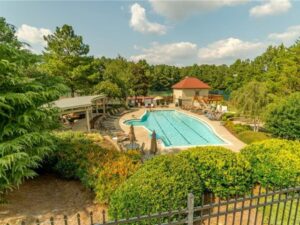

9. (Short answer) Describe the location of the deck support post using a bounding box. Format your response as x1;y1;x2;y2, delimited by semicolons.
86;108;91;132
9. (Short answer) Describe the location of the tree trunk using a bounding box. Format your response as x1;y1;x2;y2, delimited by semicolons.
71;87;75;97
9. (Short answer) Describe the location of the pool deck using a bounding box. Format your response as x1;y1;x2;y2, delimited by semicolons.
119;108;246;153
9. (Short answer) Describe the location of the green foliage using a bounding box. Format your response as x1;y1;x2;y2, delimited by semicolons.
95;150;141;204
178;147;252;197
262;194;300;225
94;80;122;99
0;17;20;47
237;131;270;144
109;155;203;218
221;112;236;121
49;131;141;203
224;121;251;134
232;81;271;131
265;92;300;140
0;17;66;198
224;121;269;144
43;24;91;96
131;60;149;96
241;139;300;188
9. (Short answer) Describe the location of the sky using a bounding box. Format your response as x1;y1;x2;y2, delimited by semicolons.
1;0;300;65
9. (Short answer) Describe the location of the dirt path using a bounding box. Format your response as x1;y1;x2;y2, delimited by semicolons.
0;174;106;225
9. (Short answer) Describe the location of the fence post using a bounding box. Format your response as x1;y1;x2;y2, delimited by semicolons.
187;193;194;225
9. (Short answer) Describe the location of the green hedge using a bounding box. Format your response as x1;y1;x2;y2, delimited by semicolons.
178;147;252;197
109;155;203;218
241;139;300;188
47;131;141;203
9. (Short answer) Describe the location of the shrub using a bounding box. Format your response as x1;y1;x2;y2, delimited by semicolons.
237;131;270;144
178;147;252;197
95;151;141;203
224;121;251;134
109;155;203;218
241;139;300;188
47;131;141;203
221;112;236;121
265;93;300;140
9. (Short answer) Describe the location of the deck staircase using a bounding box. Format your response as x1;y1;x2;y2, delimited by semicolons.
192;96;209;109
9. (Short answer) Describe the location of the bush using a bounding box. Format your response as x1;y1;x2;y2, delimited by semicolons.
95;151;141;203
109;155;203;218
221;112;236;121
47;131;141;203
265;93;300;140
178;147;252;197
224;121;251;134
241;139;300;188
237;131;270;144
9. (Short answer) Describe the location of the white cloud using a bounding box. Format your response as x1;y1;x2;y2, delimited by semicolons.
149;0;248;20
268;25;300;45
249;0;291;17
198;38;264;64
130;3;167;35
16;24;51;46
130;42;198;65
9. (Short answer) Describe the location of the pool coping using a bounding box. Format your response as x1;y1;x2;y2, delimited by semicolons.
121;108;233;150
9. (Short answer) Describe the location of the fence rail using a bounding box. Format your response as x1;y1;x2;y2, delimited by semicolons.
12;186;300;225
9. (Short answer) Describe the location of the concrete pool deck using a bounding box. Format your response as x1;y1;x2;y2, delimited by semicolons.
119;108;246;152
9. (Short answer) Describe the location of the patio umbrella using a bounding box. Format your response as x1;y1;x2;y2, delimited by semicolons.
128;125;136;144
150;130;158;155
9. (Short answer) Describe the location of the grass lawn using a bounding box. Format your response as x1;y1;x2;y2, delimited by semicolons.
261;195;300;225
237;130;270;144
224;121;271;144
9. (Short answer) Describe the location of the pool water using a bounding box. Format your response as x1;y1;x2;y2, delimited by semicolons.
124;110;225;147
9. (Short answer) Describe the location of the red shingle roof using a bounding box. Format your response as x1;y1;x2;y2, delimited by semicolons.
172;76;210;89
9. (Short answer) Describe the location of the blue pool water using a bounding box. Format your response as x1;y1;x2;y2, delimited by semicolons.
124;110;225;147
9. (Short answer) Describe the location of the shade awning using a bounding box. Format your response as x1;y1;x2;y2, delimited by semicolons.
52;95;106;112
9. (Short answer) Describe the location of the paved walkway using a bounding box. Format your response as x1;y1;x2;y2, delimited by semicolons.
119;107;245;152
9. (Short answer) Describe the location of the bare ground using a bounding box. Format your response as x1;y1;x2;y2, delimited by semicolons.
0;174;107;225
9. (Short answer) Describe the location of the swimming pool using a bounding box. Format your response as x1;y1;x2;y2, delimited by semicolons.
124;110;226;148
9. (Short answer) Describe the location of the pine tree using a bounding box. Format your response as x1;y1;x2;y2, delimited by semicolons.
0;18;66;198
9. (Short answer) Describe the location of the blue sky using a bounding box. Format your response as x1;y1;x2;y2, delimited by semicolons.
1;0;300;65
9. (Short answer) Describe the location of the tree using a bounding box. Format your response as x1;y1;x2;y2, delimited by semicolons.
265;93;300;140
43;24;90;96
232;81;270;131
130;60;149;97
94;80;122;99
0;18;66;198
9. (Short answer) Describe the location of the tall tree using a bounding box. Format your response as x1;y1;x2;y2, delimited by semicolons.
0;18;66;198
131;60;149;97
232;81;270;131
43;24;90;96
265;93;300;140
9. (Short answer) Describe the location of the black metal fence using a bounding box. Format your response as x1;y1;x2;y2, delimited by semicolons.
14;186;300;225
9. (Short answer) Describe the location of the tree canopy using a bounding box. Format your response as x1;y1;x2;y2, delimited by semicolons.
232;81;271;131
0;17;66;198
42;24;91;97
265;93;300;140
